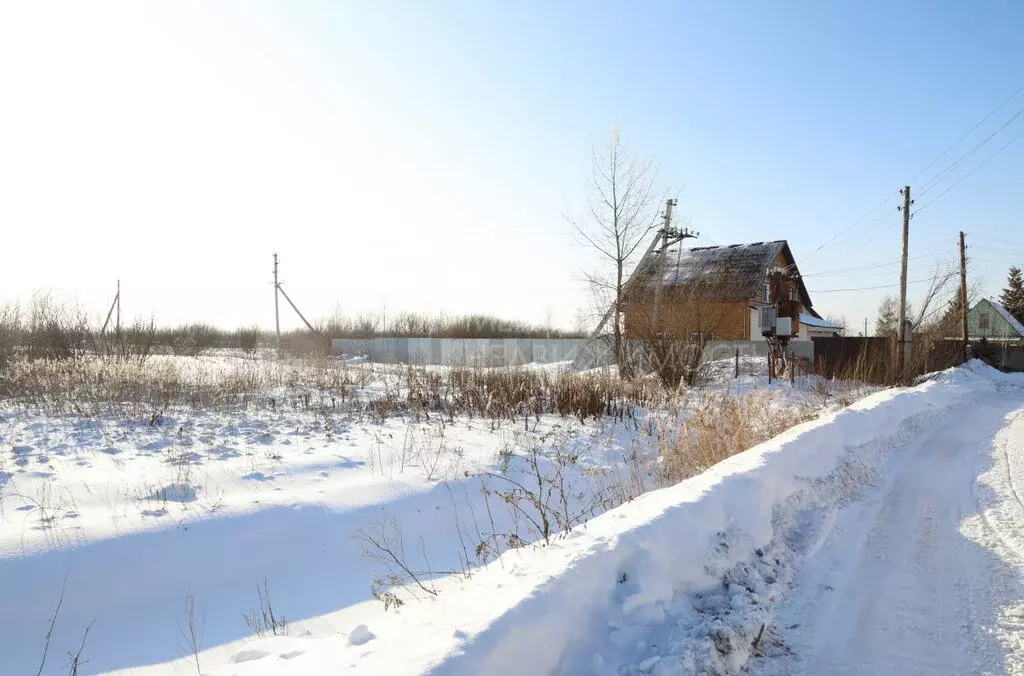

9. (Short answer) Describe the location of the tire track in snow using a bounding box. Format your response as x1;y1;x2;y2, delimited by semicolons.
755;393;1024;676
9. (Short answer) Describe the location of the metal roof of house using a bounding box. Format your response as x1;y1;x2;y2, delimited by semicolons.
631;239;814;309
799;312;842;330
988;298;1024;337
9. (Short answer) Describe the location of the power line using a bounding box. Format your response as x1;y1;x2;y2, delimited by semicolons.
809;276;946;293
910;84;1024;184
806;191;901;259
805;84;1024;265
917;100;1024;199
800;249;943;277
971;244;1024;254
834;206;903;254
970;257;1024;266
985;239;1024;248
915;125;1024;214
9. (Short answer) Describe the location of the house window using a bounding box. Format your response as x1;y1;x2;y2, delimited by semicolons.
689;332;714;342
979;313;989;329
762;282;770;303
789;286;798;301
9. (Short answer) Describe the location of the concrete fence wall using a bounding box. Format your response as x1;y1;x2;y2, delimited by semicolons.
331;338;587;366
332;337;813;367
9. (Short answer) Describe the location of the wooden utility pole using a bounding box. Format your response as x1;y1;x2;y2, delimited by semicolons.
897;186;911;378
115;279;121;333
273;253;281;351
959;231;969;362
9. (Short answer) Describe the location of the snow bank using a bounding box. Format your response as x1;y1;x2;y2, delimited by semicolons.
212;362;1022;676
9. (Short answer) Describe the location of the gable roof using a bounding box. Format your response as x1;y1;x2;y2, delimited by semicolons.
985;298;1024;337
631;239;814;309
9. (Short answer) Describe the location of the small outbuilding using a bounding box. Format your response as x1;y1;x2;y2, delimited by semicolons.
967;298;1024;342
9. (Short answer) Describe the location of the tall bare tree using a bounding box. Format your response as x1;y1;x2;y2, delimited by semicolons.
568;128;665;369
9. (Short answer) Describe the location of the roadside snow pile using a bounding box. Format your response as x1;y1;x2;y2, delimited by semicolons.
209;362;1020;676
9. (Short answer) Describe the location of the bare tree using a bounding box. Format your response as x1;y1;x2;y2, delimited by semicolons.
568;128;666;369
910;262;959;331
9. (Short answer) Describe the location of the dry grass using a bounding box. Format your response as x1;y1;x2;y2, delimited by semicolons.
0;353;666;426
659;390;816;483
400;365;664;423
0;354;358;418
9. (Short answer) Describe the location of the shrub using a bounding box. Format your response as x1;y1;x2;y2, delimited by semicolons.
235;326;261;356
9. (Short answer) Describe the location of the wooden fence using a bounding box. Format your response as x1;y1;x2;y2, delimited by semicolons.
812;336;965;385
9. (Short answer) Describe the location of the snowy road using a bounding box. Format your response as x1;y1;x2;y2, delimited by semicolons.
755;390;1024;675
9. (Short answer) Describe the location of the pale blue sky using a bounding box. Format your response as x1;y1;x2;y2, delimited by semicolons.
2;1;1023;331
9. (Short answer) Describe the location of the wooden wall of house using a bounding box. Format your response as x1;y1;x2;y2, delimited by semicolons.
623;299;752;340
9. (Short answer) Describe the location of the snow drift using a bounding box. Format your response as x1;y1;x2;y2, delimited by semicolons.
217;362;1023;675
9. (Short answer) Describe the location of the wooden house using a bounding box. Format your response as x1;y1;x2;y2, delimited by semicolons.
622;239;840;341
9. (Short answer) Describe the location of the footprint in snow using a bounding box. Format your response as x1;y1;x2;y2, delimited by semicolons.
230;648;270;663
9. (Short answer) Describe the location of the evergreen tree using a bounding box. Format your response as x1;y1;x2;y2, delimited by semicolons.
999;266;1024;322
874;295;916;337
875;296;899;336
937;292;964;336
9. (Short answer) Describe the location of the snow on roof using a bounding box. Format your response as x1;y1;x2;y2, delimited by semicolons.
799;312;842;330
630;239;814;308
988;298;1024;337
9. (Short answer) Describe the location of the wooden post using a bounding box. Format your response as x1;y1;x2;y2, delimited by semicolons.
790;349;796;385
735;347;739;378
959;231;969;363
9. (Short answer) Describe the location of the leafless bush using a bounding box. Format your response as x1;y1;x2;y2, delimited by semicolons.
64;621;92;676
236;325;261;356
23;293;91;363
96;319;158;365
37;575;67;676
242;578;288;638
0;302;19;370
354;519;464;608
177;594;204;676
163;323;221;357
478;427;617;545
322;311;584;339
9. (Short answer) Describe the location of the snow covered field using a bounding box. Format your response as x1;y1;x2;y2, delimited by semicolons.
0;352;848;675
188;361;1023;676
14;351;1005;675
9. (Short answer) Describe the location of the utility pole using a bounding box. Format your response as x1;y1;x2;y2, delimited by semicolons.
273;253;281;352
897;186;911;379
116;279;121;334
959;231;969;362
651;199;677;334
863;317;868;337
